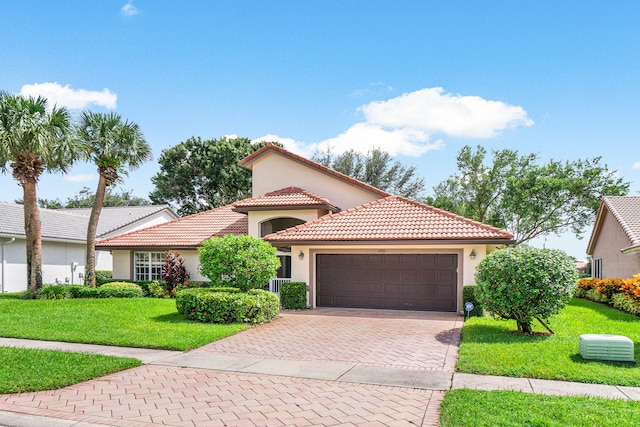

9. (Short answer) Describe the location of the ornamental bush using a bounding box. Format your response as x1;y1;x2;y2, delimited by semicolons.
176;288;279;324
97;282;144;298
162;251;190;295
198;234;280;292
95;270;113;286
280;282;307;309
462;285;484;318
37;285;70;299
475;247;578;334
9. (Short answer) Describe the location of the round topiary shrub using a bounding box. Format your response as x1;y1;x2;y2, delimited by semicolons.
198;234;280;292
97;282;144;298
176;288;279;324
475;247;578;334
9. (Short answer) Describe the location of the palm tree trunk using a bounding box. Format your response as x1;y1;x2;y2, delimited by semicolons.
85;174;108;288
22;180;43;298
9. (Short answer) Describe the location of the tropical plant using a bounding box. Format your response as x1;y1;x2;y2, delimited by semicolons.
0;92;78;297
75;111;152;287
162;251;190;295
475;247;578;334
198;234;280;292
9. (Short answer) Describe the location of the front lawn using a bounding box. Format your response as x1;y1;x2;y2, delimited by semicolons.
440;389;640;427
0;298;247;351
0;347;140;393
457;298;640;386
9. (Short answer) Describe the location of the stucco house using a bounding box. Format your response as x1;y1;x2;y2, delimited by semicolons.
0;203;177;293
97;144;513;312
586;196;640;279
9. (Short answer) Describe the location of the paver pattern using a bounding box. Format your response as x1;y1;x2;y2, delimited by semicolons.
194;309;462;371
0;309;461;426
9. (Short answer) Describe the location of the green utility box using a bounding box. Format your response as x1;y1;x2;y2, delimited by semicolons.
579;334;636;364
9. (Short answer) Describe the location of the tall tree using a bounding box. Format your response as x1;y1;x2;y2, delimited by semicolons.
0;92;77;297
313;147;425;198
150;137;272;216
76;111;152;288
27;187;151;209
428;145;629;246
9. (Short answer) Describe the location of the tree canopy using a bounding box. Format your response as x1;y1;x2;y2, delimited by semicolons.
26;187;150;209
150;137;272;216
313;147;425;199
427;145;629;246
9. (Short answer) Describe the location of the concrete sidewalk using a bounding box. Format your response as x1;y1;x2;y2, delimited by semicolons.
1;337;638;400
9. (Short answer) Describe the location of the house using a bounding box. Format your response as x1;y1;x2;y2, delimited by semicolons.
586;196;640;279
97;144;514;312
0;203;177;293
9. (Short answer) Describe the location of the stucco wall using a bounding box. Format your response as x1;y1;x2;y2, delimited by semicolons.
250;153;382;211
592;210;640;278
290;243;495;312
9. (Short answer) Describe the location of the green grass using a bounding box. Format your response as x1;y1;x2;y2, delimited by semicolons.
457;298;640;386
0;298;247;351
0;346;140;393
441;389;640;427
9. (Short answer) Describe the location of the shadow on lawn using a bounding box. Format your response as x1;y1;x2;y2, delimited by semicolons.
570;298;640;323
568;353;638;369
462;323;552;344
150;312;192;323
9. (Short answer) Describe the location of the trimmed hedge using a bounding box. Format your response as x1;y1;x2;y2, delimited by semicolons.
97;282;144;298
280;282;307;309
95;270;113;286
461;285;483;318
176;288;279;324
68;285;99;298
575;275;640;317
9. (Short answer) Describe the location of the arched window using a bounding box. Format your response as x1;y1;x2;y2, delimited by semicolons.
260;217;305;237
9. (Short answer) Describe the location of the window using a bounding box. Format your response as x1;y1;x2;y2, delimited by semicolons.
134;252;164;281
276;255;291;279
593;258;603;279
261;217;305;237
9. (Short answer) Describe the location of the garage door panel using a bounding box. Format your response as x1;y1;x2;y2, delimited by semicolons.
316;254;457;312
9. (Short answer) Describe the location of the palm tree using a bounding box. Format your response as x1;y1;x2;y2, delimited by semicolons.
76;111;152;287
0;92;77;297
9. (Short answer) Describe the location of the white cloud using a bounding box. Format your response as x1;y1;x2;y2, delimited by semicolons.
20;82;117;110
121;0;139;17
360;87;533;139
256;87;532;159
633;162;640;170
63;174;98;183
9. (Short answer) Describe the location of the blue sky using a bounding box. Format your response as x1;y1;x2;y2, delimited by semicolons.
1;1;639;258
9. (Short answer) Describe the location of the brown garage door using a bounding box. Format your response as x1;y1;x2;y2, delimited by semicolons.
316;254;457;312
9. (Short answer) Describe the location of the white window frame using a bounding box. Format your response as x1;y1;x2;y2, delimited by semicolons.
134;252;164;281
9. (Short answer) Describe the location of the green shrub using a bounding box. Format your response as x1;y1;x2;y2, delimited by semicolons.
462;286;483;317
611;293;640;316
475;247;578;334
95;270;113;286
97;282;144;298
280;282;307;309
146;280;169;298
37;285;70;300
585;288;609;303
67;285;99;298
176;288;279;324
198;234;280;292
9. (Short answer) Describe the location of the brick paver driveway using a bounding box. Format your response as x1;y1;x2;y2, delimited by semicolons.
0;309;462;427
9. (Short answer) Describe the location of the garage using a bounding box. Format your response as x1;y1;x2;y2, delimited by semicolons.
316;253;458;312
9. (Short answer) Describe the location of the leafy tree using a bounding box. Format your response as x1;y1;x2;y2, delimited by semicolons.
0;92;78;297
198;234;280;292
76;111;152;288
428;145;629;246
150;137;273;216
475;247;578;334
20;187;151;209
313;147;425;198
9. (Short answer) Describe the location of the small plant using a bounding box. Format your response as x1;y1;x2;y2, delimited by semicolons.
162;251;190;295
280;282;307;309
147;280;169;298
97;282;144;298
475;247;578;334
95;270;113;286
67;285;100;298
198;234;280;292
37;285;70;300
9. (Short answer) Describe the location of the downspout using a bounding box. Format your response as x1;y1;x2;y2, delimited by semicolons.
1;238;16;293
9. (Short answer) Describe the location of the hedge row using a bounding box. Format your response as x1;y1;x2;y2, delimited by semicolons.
575;275;640;316
176;288;279;324
37;282;144;299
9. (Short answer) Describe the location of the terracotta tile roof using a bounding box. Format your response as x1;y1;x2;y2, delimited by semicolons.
232;187;340;213
587;196;640;254
264;196;514;243
240;143;390;198
95;204;248;249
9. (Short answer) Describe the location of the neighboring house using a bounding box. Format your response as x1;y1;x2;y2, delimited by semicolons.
586;196;640;279
97;144;514;312
0;203;177;293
